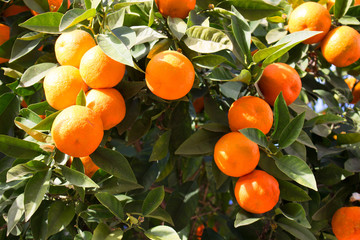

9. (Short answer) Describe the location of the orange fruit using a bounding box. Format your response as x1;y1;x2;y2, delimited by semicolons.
331;206;360;240
234;170;280;214
43;66;88;110
213;132;260;177
288;2;331;44
321;26;360;68
80;46;126;88
0;24;10;64
145;50;195;100
3;5;30;17
31;0;71;15
327;0;335;10
86;88;126;130
345;76;360;104
51;105;104;157
55;30;96;68
155;0;196;19
193;96;204;113
258;63;302;106
228;96;273;134
68;156;99;177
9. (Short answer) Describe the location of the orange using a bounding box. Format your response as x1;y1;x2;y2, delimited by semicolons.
228;96;273;134
213;132;260;177
145;50;195;100
55;30;96;68
68;156;99;177
155;0;196;19
321;26;360;68
288;2;331;44
43;66;88;110
0;24;10;64
51;105;104;157
31;0;71;15
345;76;360;104
86;88;126;130
258;63;302;106
80;46;126;88
234;170;280;214
2;5;30;17
193;96;204;113
327;0;335;10
331;206;360;240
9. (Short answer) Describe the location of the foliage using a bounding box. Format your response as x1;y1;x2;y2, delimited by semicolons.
0;0;360;239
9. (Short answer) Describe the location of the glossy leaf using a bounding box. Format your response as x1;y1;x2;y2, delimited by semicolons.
10;38;41;63
19;63;57;88
168;17;187;41
239;128;269;148
46;201;75;238
59;8;96;31
60;165;99;188
280;203;311;228
277;217;316;240
0;135;45;159
278;179;311;202
272;92;290;140
0;93;20;135
149;131;171;162
95;192;125;220
144;226;180;240
19;12;64;33
7;194;25;236
334;0;353;19
278;112;305;149
234;211;261;228
142;186;165;216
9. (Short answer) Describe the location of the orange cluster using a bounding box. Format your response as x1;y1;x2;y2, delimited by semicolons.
46;30;127;176
288;1;360;68
214;95;280;214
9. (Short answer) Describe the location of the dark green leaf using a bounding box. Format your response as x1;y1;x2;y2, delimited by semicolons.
258;151;291;180
98;177;143;194
59;8;96;31
30;202;49;240
24;0;49;13
275;155;317;191
304;114;344;128
239;128;269;148
278;179;311;202
60;165;99;188
92;223;111;240
334;0;353;19
7;194;25;236
19;63;57;88
277;217;316;240
280;203;311;228
7;160;48;182
149;131;171;162
278;112;305;149
91;147;137;183
204;94;228;125
24;169;51;221
315;164;353;186
192;54;234;69
0;135;45;159
46;201;75;238
105;229;124;240
142;186;165;216
0;93;19;135
19;12;64;33
337;133;360;145
10;38;41;63
272;92;290;140
95;192;125;220
200;123;229;133
297;131;316;149
127;116;152;143
234;211;261;228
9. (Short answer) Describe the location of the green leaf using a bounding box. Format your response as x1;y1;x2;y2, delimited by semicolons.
106;9;125;30
280;203;311;228
114;0;152;9
105;229;124;240
275;155;317;191
112;27;136;49
60;165;99;188
0;93;20;135
278;179;312;202
258;151;291;180
0;135;45;158
76;89;86;106
219;0;283;21
277;217;316;240
266;28;288;44
234;211;261;228
15;120;52;143
142;186;165;216
92;223;111;240
175;129;223;155
304;114;344;128
192;54;234;69
24;0;49;13
19;12;64;34
7;194;25;236
131;26;167;45
75;231;93;240
230;6;252;66
98;177;143;194
7;160;48;182
32;110;61;131
272;92;290;140
30;202;49;240
252;43;287;63
239;128;268;148
97;33;134;67
337;133;360;145
297;131;316;149
95;192;125;220
91;147;137;183
46;201;75;238
200;123;229;133
204;94;228;125
19;63;57;88
168;17;187;41
334;0;353;19
10;38;41;63
149;131;171;162
144;226;180;240
315;163;354;186
18;32;44;41
184;26;233;53
59;8;96;31
24;169;51;221
278;112;305;149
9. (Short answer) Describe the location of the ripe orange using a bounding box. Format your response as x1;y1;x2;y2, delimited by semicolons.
321;26;360;68
55;30;96;68
213;132;260;177
43;66;88;110
2;5;30;17
258;63;302;106
31;0;71;15
145;50;195;100
86;88;126;130
345;76;360;104
80;46;126;88
331;206;360;240
228;96;273;134
234;170;280;214
0;24;10;64
288;2;331;44
51;105;104;157
68;156;99;177
155;0;196;19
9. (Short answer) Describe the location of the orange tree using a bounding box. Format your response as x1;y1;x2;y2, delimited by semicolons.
1;0;360;239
